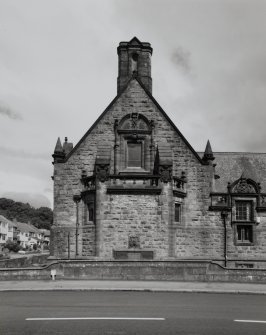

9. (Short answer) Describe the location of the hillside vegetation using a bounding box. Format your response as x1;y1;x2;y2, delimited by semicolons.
0;198;53;230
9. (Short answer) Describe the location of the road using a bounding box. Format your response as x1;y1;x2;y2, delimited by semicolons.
0;291;266;334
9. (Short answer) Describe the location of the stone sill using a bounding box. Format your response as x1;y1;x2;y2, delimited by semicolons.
118;168;150;174
235;243;254;246
107;186;161;195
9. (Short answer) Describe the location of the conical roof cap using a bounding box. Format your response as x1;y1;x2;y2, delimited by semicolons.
202;140;214;162
54;137;63;153
204;140;213;156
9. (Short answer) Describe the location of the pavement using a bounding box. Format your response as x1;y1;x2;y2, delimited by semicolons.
0;280;265;294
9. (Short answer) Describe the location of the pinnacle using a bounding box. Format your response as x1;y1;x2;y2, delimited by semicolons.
54;137;63;153
202;139;214;162
204;140;213;156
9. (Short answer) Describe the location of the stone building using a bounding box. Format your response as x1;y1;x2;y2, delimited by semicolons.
51;37;266;268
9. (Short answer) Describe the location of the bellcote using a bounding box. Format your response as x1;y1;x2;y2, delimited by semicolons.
117;37;153;94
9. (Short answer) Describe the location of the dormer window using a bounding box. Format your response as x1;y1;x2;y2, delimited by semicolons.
233;200;255;245
236;201;252;221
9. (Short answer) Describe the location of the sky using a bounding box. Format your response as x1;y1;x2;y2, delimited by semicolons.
0;0;266;209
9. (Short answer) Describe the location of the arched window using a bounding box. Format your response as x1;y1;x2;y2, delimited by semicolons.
115;113;153;173
230;177;258;246
131;53;139;73
87;202;94;223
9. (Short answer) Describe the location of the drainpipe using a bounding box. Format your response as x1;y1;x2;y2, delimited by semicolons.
67;232;70;259
73;195;81;257
114;119;119;174
221;210;228;267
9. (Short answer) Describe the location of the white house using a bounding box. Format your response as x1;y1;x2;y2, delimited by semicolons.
0;215;10;249
0;215;50;251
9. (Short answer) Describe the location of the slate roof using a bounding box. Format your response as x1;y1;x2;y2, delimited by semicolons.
0;215;12;226
12;221;41;234
39;229;50;236
205;152;266;193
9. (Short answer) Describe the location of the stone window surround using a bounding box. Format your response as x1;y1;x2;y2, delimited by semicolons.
236;224;253;244
125;138;145;170
173;197;183;227
81;193;95;226
174;202;181;223
231;197;256;223
235;200;253;221
115;113;154;174
87;202;94;223
232;197;256;246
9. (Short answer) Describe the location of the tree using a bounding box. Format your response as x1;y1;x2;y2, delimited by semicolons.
0;198;53;230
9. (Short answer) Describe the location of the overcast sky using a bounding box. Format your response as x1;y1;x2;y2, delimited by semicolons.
0;0;266;208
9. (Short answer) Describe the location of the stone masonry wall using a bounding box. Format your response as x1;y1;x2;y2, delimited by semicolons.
52;78;266;261
97;185;170;259
81;224;95;257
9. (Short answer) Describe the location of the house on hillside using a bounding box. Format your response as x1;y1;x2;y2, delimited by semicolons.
7;220;16;241
51;37;266;268
12;221;29;248
0;215;9;250
14;222;41;249
39;229;50;247
0;215;50;252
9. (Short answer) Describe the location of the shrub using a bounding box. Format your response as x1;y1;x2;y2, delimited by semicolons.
4;240;21;253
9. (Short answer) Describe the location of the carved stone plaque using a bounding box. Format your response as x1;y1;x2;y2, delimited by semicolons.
128;236;140;249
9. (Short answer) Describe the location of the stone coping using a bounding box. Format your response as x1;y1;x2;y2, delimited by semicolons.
1;259;266;272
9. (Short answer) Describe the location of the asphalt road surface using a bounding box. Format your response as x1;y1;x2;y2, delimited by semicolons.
0;291;266;334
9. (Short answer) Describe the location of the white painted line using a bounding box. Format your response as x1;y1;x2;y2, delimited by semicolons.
26;317;165;321
234;320;266;324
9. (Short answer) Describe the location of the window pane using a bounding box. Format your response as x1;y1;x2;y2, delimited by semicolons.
236;201;251;221
128;142;142;167
174;203;181;222
237;227;242;240
89;209;94;221
237;225;253;243
87;203;94;222
244;228;249;241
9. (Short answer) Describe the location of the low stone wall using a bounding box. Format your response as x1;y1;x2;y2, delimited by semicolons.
0;260;266;282
0;254;50;268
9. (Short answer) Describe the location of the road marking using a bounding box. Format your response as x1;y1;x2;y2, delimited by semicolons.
234;320;266;324
26;317;165;321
